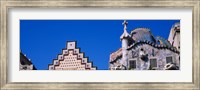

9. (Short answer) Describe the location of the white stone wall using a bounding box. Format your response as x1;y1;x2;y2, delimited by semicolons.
54;51;86;70
127;44;180;70
168;28;175;44
121;39;128;67
173;33;180;51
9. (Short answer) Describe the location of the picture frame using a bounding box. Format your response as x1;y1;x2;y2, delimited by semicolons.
0;0;199;89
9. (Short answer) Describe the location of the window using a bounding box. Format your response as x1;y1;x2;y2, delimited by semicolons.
150;59;157;68
152;49;155;56
166;57;173;63
129;60;136;69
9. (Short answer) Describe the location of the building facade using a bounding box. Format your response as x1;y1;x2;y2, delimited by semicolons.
109;20;180;70
48;41;97;70
20;52;37;70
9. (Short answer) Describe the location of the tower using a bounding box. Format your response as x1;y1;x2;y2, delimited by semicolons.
168;22;180;51
120;20;130;69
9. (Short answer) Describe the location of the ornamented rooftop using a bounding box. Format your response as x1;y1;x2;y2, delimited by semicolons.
110;22;180;62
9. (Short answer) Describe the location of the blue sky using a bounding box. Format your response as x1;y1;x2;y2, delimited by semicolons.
20;20;180;70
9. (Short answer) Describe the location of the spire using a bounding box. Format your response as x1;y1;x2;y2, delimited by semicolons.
120;20;130;40
120;20;130;69
122;20;128;31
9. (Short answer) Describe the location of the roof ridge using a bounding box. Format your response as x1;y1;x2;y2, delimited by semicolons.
130;27;150;34
127;41;179;54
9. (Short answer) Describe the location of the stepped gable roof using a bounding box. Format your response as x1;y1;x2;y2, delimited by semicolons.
130;28;156;43
48;41;97;70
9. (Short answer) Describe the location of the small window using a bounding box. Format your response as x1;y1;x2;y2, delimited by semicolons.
129;60;136;69
150;59;157;68
166;57;173;63
152;49;155;56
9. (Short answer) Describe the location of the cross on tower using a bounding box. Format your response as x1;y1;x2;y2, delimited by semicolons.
120;20;130;40
122;20;128;31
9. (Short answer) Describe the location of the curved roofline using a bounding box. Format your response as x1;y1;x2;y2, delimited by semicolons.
130;27;150;35
130;27;157;43
127;40;180;54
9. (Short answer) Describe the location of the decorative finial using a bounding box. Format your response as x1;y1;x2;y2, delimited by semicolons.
122;20;128;31
120;20;130;40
